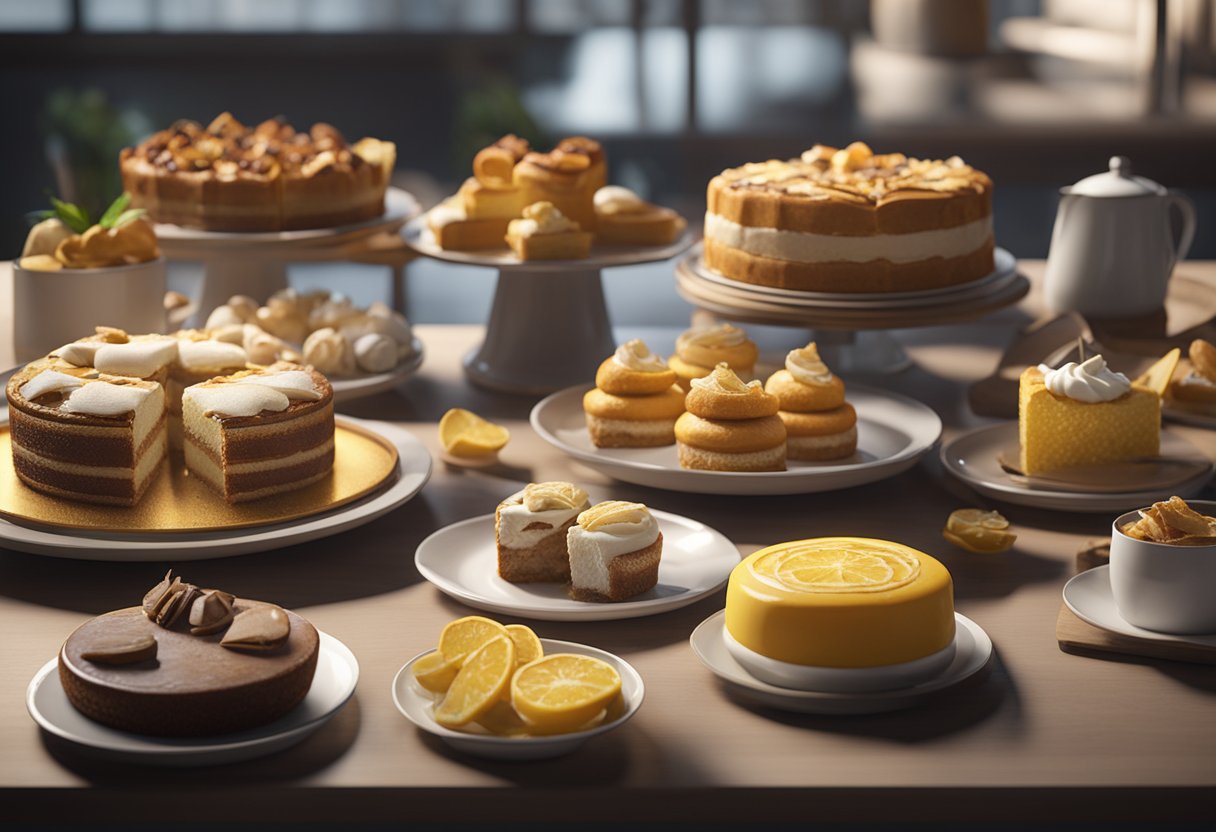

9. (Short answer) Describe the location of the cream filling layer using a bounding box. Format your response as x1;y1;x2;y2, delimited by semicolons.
704;213;992;264
567;518;661;595
498;493;585;549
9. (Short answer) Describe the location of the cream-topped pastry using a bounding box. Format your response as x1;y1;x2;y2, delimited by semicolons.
506;201;592;261
6;365;167;506
302;327;356;377
496;481;592;584
765;342;857;461
1036;356;1130;403
676;363;786;471
669;322;758;390
593;185;686;246
566;501;662;602
585;339;684;448
181;362;334;504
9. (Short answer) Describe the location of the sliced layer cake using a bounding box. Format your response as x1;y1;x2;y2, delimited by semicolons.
181;362;334;503
495;481;591;583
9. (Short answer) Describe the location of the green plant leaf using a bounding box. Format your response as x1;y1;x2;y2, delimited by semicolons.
49;196;91;234
98;192;131;229
25;209;55;226
111;208;146;228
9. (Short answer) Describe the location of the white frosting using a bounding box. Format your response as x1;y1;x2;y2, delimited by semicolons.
594;186;646;215
512;202;578;237
62;381;153;417
1037;355;1131;403
353;333;397;373
612;339;667;373
53;341;101;367
679;323;747;351
786;343;834;385
19;370;84;401
567;514;660;595
704;212;993;264
93;338;179;378
177;339;248;372
209;324;246;345
303;327;355;376
497;489;589;549
233;370;321;401
183;384;290;418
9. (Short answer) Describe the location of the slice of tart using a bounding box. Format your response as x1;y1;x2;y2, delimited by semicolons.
495;481;591;583
566;500;662;602
181;362;334;503
593;186;686;246
506;202;592;261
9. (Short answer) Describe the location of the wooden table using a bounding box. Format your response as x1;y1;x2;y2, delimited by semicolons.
2;262;1214;824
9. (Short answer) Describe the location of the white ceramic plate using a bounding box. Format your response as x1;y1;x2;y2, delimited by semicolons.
391;638;643;760
0;418;431;560
690;246;1017;306
531;383;942;496
403;216;694;272
155;187;419;246
1062;565;1216;647
329;338;424;403
940;422;1213;513
690;610;992;715
27;631;358;766
414;510;739;621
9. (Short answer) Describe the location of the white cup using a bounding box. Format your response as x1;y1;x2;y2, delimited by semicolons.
12;257;168;363
1109;502;1216;635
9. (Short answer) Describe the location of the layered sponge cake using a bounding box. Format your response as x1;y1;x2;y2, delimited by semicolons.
181;362;334;503
6;366;167;506
496;481;591;583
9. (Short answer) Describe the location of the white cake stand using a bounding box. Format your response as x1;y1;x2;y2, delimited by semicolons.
675;245;1028;374
403;218;694;394
155;188;420;324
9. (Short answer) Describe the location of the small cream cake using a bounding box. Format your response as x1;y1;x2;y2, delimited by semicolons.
181;362;334;504
169;333;250;449
566;501;662;602
495;481;591;583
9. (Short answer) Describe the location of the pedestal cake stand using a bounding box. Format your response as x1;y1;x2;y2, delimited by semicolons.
403;218;694;394
674;245;1028;374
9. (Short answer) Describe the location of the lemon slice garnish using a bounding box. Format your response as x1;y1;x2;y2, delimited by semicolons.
438;408;509;457
750;541;920;594
434;635;516;727
944;508;1016;553
510;654;622;735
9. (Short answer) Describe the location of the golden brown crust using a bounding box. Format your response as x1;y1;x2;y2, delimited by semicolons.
595;357;678;395
495;508;577;584
583;385;685;420
676;442;786;472
704;237;994;294
584;414;676;448
674;412;786;453
765;369;846;412
570;533;661;602
778;403;857;436
685;386;780;420
595;208;686;247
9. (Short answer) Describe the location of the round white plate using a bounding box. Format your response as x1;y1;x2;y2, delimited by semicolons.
690;610;992;715
691;246;1017;306
27;631;358;766
329;338;424;403
414;510;739;621
940;422;1213;513
1062;565;1216;647
531;383;942;496
155;187;419;247
0;418;432;560
403;216;694;272
391;637;643;760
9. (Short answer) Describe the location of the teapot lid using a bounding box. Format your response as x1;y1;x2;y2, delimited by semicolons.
1067;156;1165;197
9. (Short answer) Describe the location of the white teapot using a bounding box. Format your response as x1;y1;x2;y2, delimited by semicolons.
1044;156;1196;318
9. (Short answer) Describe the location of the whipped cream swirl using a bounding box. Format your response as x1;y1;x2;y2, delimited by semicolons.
690;362;762;394
613;339;668;373
786;343;834;386
594;186;646;215
1038;355;1130;403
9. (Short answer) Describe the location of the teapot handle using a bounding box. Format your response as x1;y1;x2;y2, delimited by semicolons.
1167;190;1197;264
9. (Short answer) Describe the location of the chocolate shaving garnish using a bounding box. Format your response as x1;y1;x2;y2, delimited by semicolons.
142;571;177;620
81;634;158;665
221;605;290;652
189;589;236;636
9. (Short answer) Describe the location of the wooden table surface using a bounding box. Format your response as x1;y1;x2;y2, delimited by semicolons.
1;261;1215;823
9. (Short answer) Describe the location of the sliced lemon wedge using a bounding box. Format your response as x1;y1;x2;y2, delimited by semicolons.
412;651;460;694
434;635;516;727
438;408;509;457
437;615;510;667
505;624;544;667
944;508;1016;553
510;653;622;734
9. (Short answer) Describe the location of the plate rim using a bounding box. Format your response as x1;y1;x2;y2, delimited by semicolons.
689;609;992;703
329;337;425;402
413;509;739;620
1061;565;1216;647
26;630;359;757
390;637;644;747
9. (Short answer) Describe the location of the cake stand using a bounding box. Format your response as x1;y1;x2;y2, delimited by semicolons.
403;218;694;394
156;188;420;325
674;246;1028;374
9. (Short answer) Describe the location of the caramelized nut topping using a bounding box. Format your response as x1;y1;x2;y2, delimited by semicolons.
81;634;158;665
221;605;291;652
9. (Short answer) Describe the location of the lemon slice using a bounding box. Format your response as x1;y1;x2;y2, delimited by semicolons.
944;508;1016;553
505;624;544;667
510;654;622;734
412;651;460;694
438;408;509;457
475;700;531;737
434;635;516;727
437;616;511;666
1133;348;1181;397
750;540;920;594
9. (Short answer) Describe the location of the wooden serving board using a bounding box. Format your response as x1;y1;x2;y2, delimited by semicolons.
1056;605;1216;666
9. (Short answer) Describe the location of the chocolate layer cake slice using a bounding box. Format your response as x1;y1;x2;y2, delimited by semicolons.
181;362;334;503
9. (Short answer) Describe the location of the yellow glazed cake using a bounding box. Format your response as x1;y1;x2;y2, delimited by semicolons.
725;538;955;668
1019;356;1159;475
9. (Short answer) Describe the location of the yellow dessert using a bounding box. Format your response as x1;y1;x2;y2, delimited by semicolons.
1019;354;1160;475
943;508;1016;553
675;363;786;471
593;186;686;247
583;339;684;447
765;342;857;461
1167;340;1216;410
668;322;758;390
513;137;605;231
427;197;510;251
725;538;955;668
506;201;593;261
439;408;510;458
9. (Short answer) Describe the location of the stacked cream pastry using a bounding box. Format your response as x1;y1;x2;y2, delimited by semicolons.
764;342;858;461
566;500;662;602
668;322;759;391
495;481;592;583
203;289;415;378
